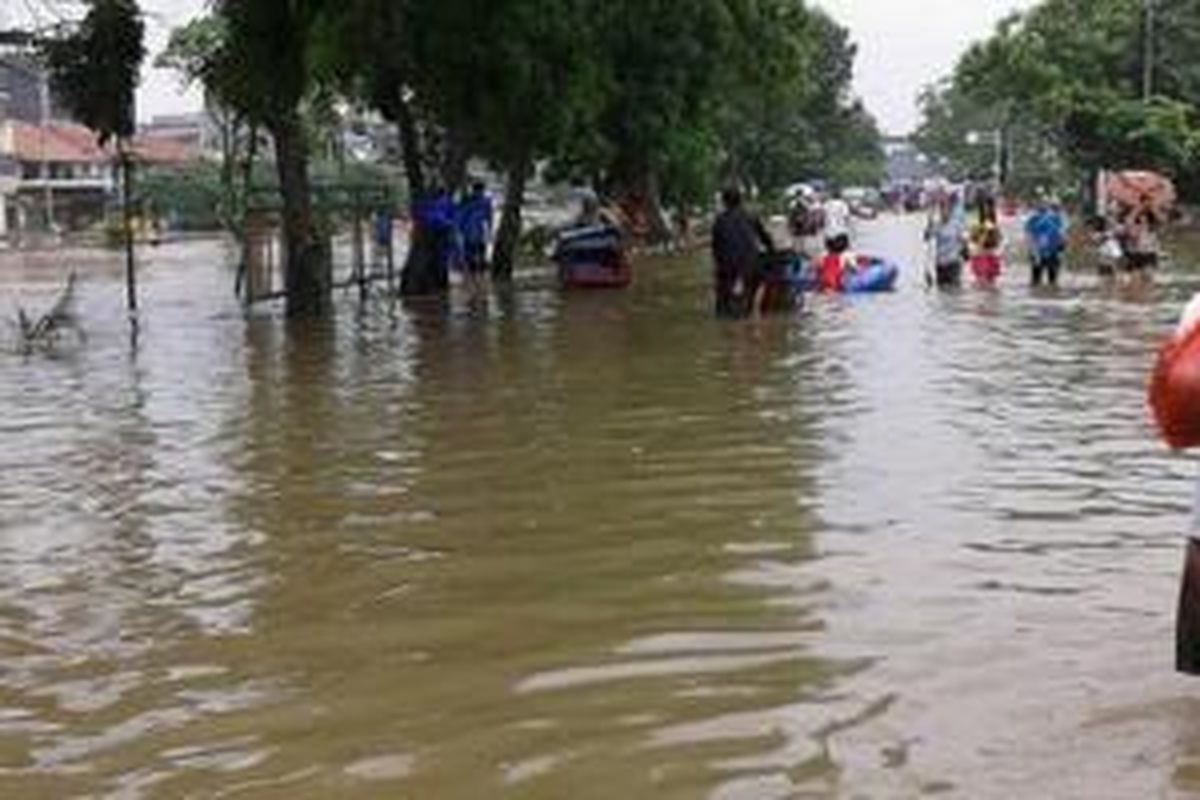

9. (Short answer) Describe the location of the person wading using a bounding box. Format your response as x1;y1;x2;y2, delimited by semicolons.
1025;201;1067;288
456;181;494;295
969;196;1004;286
711;188;774;318
925;196;966;289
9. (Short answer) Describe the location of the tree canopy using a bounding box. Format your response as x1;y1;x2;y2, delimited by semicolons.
917;0;1200;199
41;0;145;146
151;0;885;304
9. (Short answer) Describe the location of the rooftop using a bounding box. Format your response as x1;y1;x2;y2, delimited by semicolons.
6;120;200;166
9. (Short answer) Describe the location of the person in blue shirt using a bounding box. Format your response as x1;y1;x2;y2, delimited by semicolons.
412;187;458;291
1025;201;1067;287
456;182;494;290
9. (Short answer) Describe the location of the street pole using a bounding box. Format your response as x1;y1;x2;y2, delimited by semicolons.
993;131;1003;196
1143;0;1155;100
39;69;54;234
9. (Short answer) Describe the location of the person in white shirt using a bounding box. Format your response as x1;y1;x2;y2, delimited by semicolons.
822;191;852;254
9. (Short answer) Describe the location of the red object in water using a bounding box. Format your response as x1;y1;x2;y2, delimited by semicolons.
970;253;1002;285
819;254;844;292
1150;322;1200;450
559;251;632;289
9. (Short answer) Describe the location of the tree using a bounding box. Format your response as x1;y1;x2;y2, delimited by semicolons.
157;16;260;240
215;0;333;317
331;0;882;288
920;0;1200;201
590;0;736;240
327;0;452;295
410;0;604;278
41;0;145;313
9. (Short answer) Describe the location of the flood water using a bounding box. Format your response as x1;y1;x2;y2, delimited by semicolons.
2;216;1200;798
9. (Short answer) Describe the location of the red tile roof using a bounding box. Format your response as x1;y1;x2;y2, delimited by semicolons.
7;121;200;166
10;120;107;163
129;135;198;165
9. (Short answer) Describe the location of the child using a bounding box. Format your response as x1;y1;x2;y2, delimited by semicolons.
818;235;855;292
1090;216;1123;280
969;214;1003;286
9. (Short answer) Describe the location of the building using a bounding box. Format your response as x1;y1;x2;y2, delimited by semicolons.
0;52;70;125
139;112;223;157
0;118;202;239
0;44;74;240
3;120;114;235
0;45;200;242
883;137;936;186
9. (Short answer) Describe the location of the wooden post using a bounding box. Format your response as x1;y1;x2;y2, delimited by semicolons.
353;188;366;299
119;144;137;313
386;210;395;293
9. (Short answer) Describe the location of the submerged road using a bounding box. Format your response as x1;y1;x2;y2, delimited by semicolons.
0;217;1198;798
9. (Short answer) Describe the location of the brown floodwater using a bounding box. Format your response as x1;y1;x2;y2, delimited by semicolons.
2;217;1200;799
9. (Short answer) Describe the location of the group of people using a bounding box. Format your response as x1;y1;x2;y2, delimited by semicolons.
925;192;1068;289
413;182;496;291
711;185;876;314
789;187;870;293
786;186;853;260
1090;194;1165;284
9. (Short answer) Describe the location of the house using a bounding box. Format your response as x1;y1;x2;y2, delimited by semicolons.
883;137;935;186
2;120;114;236
0;119;202;239
139;112;223;157
0;48;201;241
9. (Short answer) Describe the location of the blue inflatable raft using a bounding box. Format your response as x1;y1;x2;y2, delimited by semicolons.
789;255;899;294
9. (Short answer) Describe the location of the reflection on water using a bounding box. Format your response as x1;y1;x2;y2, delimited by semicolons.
0;222;1198;798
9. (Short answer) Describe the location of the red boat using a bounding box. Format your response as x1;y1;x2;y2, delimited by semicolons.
553;225;632;289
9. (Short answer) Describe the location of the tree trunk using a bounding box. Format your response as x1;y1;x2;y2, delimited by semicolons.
270;109;330;317
219;112;236;235
395;93;426;199
393;92;451;298
240;123;259;226
619;169;672;246
491;154;532;281
442;133;469;195
400;222;447;297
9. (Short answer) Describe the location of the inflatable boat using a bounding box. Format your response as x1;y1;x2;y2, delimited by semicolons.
790;254;899;294
553;225;632;289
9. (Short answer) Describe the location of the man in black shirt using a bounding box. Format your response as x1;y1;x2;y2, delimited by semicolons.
711;188;775;317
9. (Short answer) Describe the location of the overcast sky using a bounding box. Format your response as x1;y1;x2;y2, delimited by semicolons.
9;0;1037;135
813;0;1038;134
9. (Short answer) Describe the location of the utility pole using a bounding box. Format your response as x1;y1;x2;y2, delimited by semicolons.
1143;0;1156;100
40;68;54;234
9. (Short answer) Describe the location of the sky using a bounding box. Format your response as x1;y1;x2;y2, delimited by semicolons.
813;0;1038;134
7;0;1037;135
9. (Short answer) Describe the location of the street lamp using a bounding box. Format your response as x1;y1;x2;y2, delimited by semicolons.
965;129;1004;192
1143;0;1156;100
